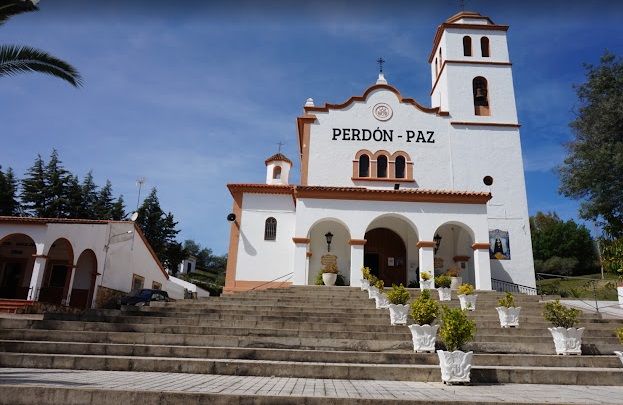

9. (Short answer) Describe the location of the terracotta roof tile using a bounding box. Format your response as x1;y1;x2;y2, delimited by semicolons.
265;153;293;165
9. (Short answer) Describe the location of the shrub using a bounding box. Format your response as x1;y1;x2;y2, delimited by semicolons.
409;289;440;325
374;279;385;290
315;269;347;286
421;271;432;281
435;274;451;288
497;292;516;308
617;327;623;345
542;300;581;328
439;305;476;351
457;283;475;295
361;266;372;280
387;284;410;305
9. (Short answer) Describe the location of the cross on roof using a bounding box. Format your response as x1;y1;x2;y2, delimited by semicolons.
377;57;385;73
277;141;285;153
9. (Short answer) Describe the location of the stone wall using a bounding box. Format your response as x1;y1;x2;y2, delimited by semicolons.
95;286;126;309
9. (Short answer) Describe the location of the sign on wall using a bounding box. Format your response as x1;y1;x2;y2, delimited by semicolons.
489;229;511;260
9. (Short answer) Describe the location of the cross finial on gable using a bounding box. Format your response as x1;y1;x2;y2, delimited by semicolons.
277;141;285;153
376;57;385;73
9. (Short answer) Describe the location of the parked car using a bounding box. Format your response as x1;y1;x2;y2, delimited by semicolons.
118;289;171;307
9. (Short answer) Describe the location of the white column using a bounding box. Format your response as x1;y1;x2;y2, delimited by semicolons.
63;266;77;306
473;243;492;290
292;238;310;285
418;242;435;283
349;240;366;287
27;256;47;301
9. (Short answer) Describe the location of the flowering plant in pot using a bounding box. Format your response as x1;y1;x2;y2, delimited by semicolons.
543;299;583;355
446;267;462;290
437;305;476;384
386;284;410;325
321;263;339;286
373;279;389;309
614;327;623;365
420;270;434;290
360;267;372;291
435;274;452;301
367;275;379;299
457;283;477;311
495;292;521;328
408;290;440;352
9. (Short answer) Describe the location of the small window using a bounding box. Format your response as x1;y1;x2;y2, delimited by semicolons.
395;156;406;179
359;154;370;177
152;281;162;290
186;262;192;273
483;176;493;186
463;36;472;56
472;76;490;116
435;58;438;76
377;155;388;178
481;37;490;57
131;274;145;292
272;166;281;180
264;217;277;241
439;47;442;65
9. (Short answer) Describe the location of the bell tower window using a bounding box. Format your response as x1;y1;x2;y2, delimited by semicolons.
463;36;472;57
481;37;490;57
472;76;490;116
272;166;281;180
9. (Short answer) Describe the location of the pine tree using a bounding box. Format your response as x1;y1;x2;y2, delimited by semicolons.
94;180;114;219
111;195;126;220
44;149;70;217
21;154;47;216
0;166;20;216
80;171;98;219
65;175;84;218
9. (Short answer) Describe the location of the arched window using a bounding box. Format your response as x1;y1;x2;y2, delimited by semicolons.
463;36;472;57
272;166;281;180
439;47;442;65
480;37;490;57
377;155;388;178
264;217;277;241
395;156;406;179
435;58;438;76
359;154;370;177
472;76;490;116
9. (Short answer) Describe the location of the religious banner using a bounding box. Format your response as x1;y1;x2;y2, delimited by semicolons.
489;229;511;260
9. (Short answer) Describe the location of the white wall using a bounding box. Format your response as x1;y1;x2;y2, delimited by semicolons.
307;220;351;285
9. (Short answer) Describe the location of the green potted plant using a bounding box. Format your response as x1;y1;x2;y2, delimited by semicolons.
372;279;389;309
615;327;623;365
495;292;521;328
321;263;339;286
435;274;452;301
420;270;434;290
446;266;463;290
360;266;372;291
387;284;410;325
543;299;583;355
408;290;440;352
437;305;477;383
457;283;477;311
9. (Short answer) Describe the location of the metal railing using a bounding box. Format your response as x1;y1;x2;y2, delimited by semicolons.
491;277;538;295
249;272;294;291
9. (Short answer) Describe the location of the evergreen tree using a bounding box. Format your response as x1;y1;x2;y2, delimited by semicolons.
0;166;20;216
44;149;70;217
21;154;47;216
80;171;98;219
111;195;126;220
65;175;84;218
165;241;186;276
94;180;114;219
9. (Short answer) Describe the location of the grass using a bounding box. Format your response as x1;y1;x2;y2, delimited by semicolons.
536;272;619;300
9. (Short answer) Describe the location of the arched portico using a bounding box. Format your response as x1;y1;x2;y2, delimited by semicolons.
306;219;351;285
69;249;98;309
0;234;36;299
39;238;74;305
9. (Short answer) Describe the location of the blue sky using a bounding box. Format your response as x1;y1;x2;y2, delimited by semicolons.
1;0;622;254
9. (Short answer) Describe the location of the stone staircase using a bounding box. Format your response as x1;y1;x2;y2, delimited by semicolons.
0;299;33;314
0;286;622;396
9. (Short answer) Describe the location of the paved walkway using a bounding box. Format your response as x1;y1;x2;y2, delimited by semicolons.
1;368;623;403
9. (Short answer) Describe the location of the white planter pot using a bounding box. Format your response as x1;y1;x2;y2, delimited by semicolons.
615;351;623;366
367;286;379;300
458;294;478;311
437;287;451;301
408;324;439;353
618;286;623;306
374;293;390;309
360;279;370;291
388;304;409;325
548;327;585;355
322;273;337;286
495;307;521;328
437;350;474;384
420;279;434;290
450;277;462;290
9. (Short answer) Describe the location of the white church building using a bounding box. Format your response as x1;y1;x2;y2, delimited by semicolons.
224;11;536;293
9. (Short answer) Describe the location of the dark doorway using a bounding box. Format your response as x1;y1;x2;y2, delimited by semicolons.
0;262;28;299
364;228;407;286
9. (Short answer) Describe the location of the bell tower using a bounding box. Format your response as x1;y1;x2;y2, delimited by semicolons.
265;152;292;185
429;11;518;125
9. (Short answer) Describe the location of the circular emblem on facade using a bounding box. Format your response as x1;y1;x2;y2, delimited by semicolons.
373;103;393;121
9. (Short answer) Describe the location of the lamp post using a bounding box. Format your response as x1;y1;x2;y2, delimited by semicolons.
434;233;442;255
325;232;334;253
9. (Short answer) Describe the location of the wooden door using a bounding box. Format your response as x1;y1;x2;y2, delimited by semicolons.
364;228;407;287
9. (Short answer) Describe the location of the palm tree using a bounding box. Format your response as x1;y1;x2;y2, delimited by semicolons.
0;0;82;87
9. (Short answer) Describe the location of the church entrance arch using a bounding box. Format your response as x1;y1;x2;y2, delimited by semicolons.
364;228;406;286
0;233;36;299
433;222;475;285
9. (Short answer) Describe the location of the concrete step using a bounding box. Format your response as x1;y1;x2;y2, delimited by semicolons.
1;352;621;386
